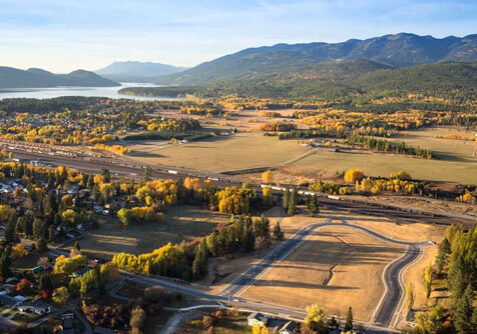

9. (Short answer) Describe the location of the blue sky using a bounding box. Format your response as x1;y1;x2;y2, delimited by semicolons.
1;0;476;72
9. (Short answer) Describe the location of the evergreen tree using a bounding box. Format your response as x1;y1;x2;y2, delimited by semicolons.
454;283;474;334
282;189;290;211
307;195;320;216
273;222;284;240
101;168;111;183
192;239;208;279
4;216;15;244
0;252;12;278
37;237;48;253
287;188;297;216
345;306;353;331
74;241;81;251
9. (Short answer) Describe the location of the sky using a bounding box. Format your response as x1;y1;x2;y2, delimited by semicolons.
1;0;477;73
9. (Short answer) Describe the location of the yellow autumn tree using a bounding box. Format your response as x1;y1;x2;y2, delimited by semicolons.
344;169;364;183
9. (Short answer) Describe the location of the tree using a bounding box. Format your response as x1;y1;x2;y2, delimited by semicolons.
406;283;414;311
33;218;44;239
287;188;297;216
4;217;15;244
52;286;69;305
305;304;328;334
415;306;446;333
424;264;432;298
11;244;27;260
130;306;146;330
143;166;152;182
0;253;12;279
282;189;290;211
202;315;214;329
344;169;365;183
74;241;81;251
16;278;30;293
453;283;474;334
37;237;48;253
262;186;273;206
307;195;320;216
261;170;273;184
345;306;353;331
273;222;284;240
117;208;132;225
101;168;111;183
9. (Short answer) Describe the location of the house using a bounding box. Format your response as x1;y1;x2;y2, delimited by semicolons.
62;312;74;329
72;267;91;278
247;312;269;327
280;321;299;334
0;294;21;308
17;300;51;315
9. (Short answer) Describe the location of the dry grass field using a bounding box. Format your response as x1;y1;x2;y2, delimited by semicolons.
78;205;230;260
126;132;311;172
289;127;477;184
240;224;406;321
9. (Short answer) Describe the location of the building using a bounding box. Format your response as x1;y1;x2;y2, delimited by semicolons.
17;300;51;315
279;321;299;334
247;312;269;327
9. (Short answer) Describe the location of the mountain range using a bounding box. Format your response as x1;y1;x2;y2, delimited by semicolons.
0;67;119;89
95;61;187;82
153;33;477;85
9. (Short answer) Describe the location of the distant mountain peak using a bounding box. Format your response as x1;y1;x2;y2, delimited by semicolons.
95;61;187;82
154;32;477;85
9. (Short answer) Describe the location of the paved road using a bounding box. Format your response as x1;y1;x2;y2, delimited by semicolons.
374;246;420;327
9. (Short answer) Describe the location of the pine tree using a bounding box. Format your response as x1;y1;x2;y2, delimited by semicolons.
48;225;55;243
454;283;474;334
288;188;297;216
273;222;284;240
307;195;320;216
282;189;290;211
345;306;353;331
37;237;48;253
74;241;81;251
4;217;15;244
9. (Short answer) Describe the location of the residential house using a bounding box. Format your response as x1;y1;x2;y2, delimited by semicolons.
279;321;299;334
247;312;269;327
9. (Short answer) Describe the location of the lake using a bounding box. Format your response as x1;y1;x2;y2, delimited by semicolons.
0;82;179;101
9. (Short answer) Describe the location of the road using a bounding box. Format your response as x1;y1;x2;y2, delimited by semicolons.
111;219;430;332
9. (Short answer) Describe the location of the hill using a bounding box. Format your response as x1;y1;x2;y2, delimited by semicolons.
120;60;477;100
0;67;119;89
154;33;477;85
96;61;187;82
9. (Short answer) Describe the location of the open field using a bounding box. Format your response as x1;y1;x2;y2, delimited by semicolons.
125;132;310;172
78;205;230;260
287;126;477;184
240;224;406;321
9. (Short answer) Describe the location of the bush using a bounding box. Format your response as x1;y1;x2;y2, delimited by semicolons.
202;315;215;329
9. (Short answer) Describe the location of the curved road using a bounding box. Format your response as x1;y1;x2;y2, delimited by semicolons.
220;218;431;328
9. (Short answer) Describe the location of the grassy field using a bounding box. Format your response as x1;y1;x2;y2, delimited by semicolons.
78;205;230;260
126;132;310;172
292;127;477;184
